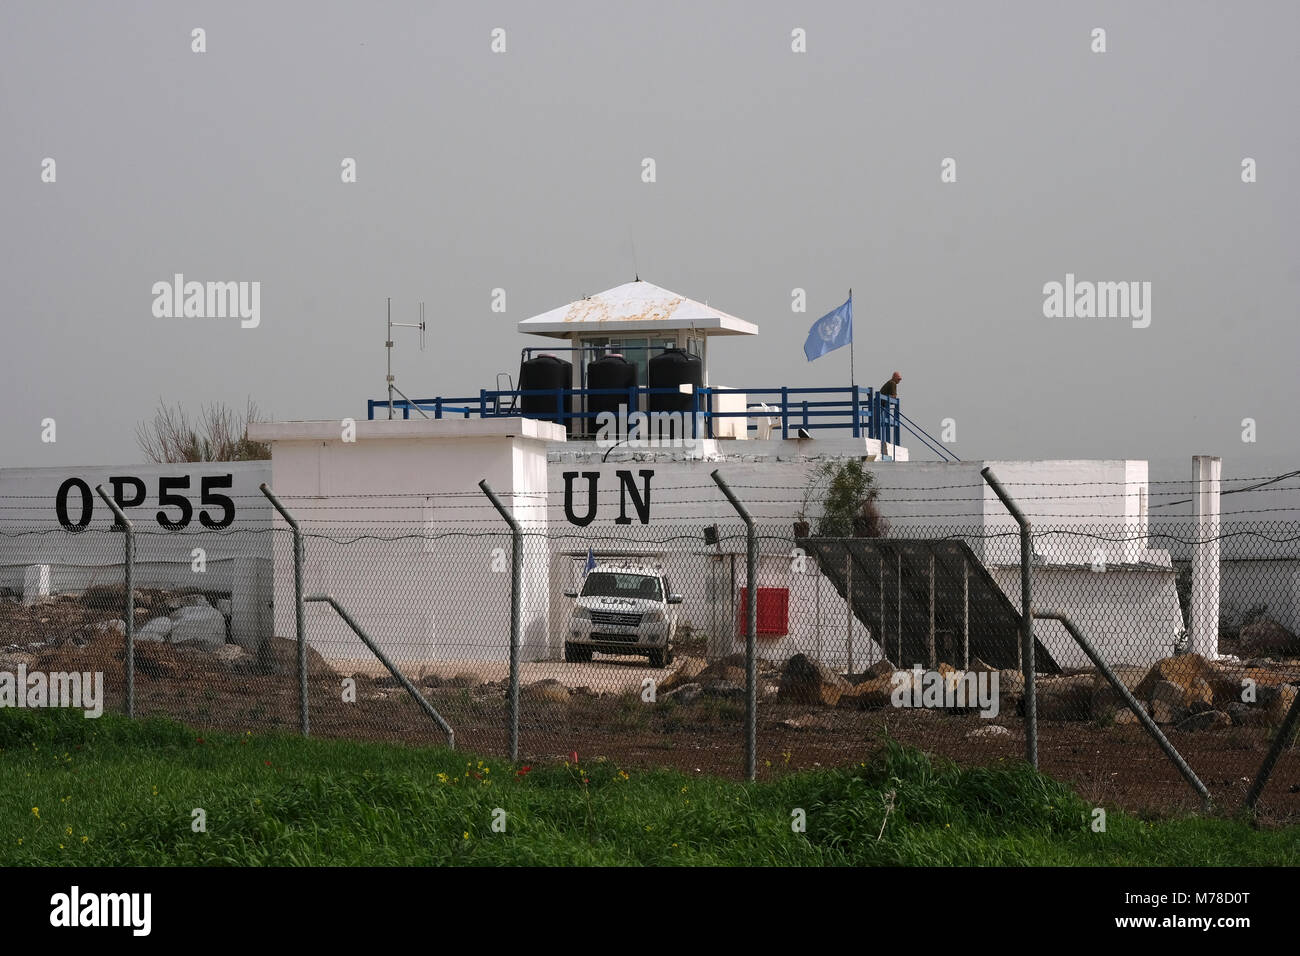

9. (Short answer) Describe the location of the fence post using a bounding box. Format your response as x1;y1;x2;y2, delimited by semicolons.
1244;687;1300;812
479;479;521;763
980;467;1037;769
94;486;134;719
260;484;308;737
712;470;757;781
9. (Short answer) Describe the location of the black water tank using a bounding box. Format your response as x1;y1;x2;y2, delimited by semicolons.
648;348;702;415
587;354;638;425
519;354;572;431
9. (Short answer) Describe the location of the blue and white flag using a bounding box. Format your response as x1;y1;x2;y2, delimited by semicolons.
584;547;596;576
803;294;853;361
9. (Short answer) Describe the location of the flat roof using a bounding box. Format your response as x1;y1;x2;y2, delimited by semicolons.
249;418;566;443
518;280;758;338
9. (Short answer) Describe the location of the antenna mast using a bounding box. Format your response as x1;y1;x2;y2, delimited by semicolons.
386;298;427;419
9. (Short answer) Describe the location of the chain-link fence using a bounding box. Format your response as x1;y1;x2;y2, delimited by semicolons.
3;479;1298;821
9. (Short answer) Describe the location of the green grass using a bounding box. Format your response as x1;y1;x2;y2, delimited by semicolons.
1;708;1295;866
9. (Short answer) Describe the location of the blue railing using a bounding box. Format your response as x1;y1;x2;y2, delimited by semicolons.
367;385;902;445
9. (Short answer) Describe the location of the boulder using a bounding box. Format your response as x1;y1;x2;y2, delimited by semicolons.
169;593;212;611
520;679;571;705
1259;683;1298;725
136;616;173;642
169;605;226;652
847;658;896;683
777;653;850;707
1034;673;1093;721
1134;654;1216;703
1114;708;1140;726
1149;680;1188;725
93;619;127;637
1238;619;1300;659
1175;709;1232;732
837;674;896;710
658;656;706;693
997;669;1025;713
697;662;746;686
968;657;997;673
1089;665;1150;721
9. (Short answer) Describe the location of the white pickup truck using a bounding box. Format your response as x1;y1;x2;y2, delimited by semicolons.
564;562;682;667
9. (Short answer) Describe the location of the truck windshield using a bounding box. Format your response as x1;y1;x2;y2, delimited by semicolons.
581;572;662;601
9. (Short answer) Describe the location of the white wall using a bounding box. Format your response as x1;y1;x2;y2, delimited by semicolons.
0;462;272;648
249;419;561;668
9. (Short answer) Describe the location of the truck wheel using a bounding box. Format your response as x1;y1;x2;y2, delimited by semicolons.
564;642;580;663
649;647;665;668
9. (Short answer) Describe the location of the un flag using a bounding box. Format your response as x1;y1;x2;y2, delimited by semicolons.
803;295;853;361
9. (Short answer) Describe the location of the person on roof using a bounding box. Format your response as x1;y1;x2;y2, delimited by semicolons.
878;372;901;456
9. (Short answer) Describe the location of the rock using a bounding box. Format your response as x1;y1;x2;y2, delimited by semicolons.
137;616;173;642
1226;701;1251;725
777;653;850;707
1238;619;1300;658
1114;708;1140;726
777;713;834;731
169;605;227;651
520;679;571;704
837;674;896;710
1134;654;1216;703
966;724;1011;739
847;658;896;683
1089;665;1150;721
93;619;127;636
1259;684;1298;725
700;680;746;700
663;682;703;705
1034;673;1094;720
997;669;1025;712
238;636;337;679
1149;680;1188;725
446;673;480;689
658;656;706;692
968;657;997;673
1175;709;1232;732
696;662;746;686
169;594;212;611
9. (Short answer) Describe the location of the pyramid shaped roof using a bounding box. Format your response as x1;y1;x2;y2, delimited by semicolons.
517;280;758;338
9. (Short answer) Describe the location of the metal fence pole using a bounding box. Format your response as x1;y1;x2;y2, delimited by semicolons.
260;484;308;737
1243;683;1300;812
307;594;454;749
479;480;521;763
1035;610;1211;810
980;467;1037;769
711;470;757;781
94;486;134;718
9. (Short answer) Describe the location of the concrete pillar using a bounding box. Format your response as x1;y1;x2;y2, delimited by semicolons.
1189;455;1221;658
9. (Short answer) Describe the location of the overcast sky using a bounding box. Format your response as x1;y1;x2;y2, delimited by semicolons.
3;0;1297;488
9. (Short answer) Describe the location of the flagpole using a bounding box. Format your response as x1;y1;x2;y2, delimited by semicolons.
848;288;855;390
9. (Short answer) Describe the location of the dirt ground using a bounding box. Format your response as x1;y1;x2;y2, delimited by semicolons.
10;627;1298;824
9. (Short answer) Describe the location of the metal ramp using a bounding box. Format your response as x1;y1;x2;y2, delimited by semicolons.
797;536;1060;674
